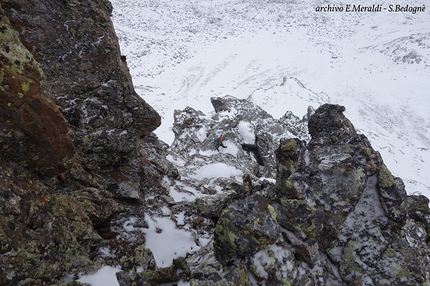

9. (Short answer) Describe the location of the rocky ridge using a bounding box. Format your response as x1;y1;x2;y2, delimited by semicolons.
164;97;430;286
0;1;429;286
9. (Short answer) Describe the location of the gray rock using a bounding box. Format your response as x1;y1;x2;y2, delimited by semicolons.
214;194;281;266
171;95;309;180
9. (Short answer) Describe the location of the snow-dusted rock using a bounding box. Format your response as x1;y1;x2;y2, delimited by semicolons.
275;103;430;285
4;0;430;284
153;100;427;285
171;95;309;180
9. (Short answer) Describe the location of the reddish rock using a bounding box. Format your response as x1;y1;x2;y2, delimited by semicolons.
2;0;161;167
0;10;75;177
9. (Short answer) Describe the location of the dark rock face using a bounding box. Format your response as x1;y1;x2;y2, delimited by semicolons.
308;103;356;146
214;194;280;266
2;0;161;167
0;10;75;177
0;1;165;285
277;197;324;244
0;160;127;285
275;104;430;285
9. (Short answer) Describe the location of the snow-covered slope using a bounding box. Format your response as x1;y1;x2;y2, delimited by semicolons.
110;0;430;197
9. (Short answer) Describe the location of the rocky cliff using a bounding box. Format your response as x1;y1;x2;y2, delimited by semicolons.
0;1;429;286
0;1;167;284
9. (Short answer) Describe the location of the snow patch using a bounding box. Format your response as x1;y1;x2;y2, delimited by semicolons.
169;181;206;202
188;162;243;181
77;266;121;286
237;121;255;144
143;215;200;267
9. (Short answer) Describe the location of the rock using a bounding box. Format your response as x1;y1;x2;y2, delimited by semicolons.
248;242;296;284
171;95;309;180
377;164;408;225
138;256;190;285
0;8;75;177
294;105;384;249
276;198;324;244
299;104;430;285
2;0;161;168
170;100;430;285
214;194;281;266
116;271;151;286
275;138;306;199
407;195;430;242
0;1;165;284
183;180;253;220
308;103;357;147
279;110;310;140
0;163;104;284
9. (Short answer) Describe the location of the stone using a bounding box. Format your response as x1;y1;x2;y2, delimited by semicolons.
277;198;324;244
301;104;429;284
0;9;75;177
0;1;164;284
377;164;408;225
275;138;306;199
138;256;190;285
171;95;309;181
2;0;161;168
214;194;281;266
407;195;430;241
308;104;357;146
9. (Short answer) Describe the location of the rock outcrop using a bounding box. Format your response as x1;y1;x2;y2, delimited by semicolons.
0;1;166;285
2;0;160;168
207;103;430;285
214;194;281;266
171;95;309;180
0;9;75;177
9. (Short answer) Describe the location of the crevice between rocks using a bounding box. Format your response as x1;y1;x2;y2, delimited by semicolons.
241;136;265;166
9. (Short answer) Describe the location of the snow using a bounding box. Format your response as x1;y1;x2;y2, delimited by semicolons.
122;217;138;232
219;140;239;156
259;177;276;184
237;121;255;144
199;140;238;156
143;215;200;267
188;162;243;181
196;126;207;142
175;211;186;225
166;153;187;167
77;266;121;286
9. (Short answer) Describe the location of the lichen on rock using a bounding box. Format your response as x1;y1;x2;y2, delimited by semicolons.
214;194;281;266
0;6;75;177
